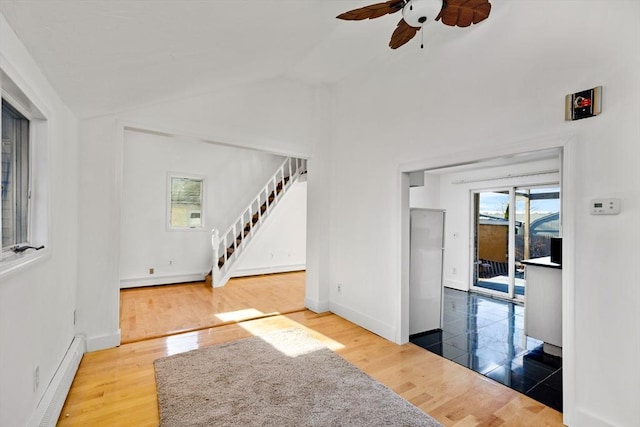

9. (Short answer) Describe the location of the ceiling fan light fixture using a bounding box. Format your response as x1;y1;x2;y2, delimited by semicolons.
402;0;443;27
336;0;491;50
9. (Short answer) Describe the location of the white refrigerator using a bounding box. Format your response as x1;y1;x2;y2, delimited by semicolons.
409;208;445;335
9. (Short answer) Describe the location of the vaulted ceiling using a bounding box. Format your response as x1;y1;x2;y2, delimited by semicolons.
0;0;500;118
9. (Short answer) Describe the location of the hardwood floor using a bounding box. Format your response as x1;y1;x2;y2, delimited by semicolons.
60;273;565;426
120;271;306;343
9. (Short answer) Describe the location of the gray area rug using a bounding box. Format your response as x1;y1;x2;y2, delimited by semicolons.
154;328;443;426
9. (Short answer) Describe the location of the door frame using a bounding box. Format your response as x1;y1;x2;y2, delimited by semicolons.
398;133;577;426
469;187;516;298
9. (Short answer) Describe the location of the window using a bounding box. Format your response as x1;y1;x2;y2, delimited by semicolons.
169;175;204;229
1;68;49;276
1;99;30;250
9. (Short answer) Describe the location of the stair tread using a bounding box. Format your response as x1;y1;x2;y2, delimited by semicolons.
214;161;303;279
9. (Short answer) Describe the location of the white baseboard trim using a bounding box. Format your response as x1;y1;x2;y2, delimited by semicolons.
28;335;85;427
443;278;467;291
86;330;121;352
304;297;330;313
232;264;305;278
571;408;616;427
120;273;205;289
329;301;396;343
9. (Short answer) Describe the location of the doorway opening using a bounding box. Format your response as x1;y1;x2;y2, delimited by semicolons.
401;138;576;422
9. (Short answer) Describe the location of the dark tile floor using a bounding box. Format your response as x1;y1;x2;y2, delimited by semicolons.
410;287;563;412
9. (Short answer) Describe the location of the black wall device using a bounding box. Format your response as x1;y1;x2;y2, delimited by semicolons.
550;237;562;265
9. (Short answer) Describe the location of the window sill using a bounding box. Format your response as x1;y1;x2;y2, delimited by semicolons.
0;248;51;281
166;227;207;232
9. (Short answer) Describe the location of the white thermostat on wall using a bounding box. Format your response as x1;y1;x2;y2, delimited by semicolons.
590;198;621;215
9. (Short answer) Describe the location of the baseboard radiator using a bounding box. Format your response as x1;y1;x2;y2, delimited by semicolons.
30;335;86;426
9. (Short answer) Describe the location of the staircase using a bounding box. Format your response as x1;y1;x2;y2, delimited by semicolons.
209;157;307;287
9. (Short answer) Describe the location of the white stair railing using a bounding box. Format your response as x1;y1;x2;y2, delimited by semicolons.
210;157;306;287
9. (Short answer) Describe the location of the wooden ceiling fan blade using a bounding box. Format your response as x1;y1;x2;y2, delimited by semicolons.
337;0;405;21
437;0;491;27
389;19;420;49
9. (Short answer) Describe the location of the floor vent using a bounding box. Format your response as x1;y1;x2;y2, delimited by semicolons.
30;335;85;426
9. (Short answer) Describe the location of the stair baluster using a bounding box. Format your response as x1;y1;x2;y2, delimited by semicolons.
209;157;306;287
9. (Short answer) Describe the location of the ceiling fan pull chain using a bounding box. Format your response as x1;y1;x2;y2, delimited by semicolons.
421;27;424;49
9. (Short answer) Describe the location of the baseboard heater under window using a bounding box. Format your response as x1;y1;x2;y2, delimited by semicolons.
29;335;86;426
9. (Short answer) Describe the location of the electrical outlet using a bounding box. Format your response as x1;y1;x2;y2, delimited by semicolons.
149;268;154;274
168;260;172;265
337;283;342;293
34;366;39;391
452;267;457;275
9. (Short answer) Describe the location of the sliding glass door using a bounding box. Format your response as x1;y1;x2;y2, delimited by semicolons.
515;186;561;262
472;185;560;299
472;190;512;297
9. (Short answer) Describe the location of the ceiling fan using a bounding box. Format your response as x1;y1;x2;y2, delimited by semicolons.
337;0;491;49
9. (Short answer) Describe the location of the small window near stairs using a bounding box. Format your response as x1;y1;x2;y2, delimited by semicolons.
168;174;204;230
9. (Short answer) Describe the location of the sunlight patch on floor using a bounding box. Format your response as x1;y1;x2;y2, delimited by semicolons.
165;331;200;356
215;308;266;322
238;315;346;356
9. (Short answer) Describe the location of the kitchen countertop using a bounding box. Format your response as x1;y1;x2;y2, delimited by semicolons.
521;256;562;269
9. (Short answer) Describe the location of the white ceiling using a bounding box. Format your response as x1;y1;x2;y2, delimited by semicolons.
1;0;472;118
0;0;508;118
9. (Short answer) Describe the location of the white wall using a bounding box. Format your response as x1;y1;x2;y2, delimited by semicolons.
233;180;307;277
409;173;441;209
119;129;286;287
119;77;314;158
304;85;333;313
76;115;122;351
0;14;79;427
324;1;639;426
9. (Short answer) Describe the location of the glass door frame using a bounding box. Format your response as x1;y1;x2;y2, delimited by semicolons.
470;183;560;301
470;187;518;299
